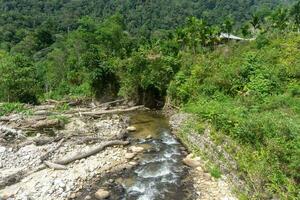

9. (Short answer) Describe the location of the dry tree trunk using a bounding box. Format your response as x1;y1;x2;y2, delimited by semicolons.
0;140;129;188
44;161;67;170
80;105;145;118
54;140;129;165
40;138;65;161
31;119;63;129
98;99;125;107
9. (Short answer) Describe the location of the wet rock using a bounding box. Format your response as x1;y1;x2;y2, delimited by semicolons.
126;126;136;132
183;154;201;168
95;189;110;199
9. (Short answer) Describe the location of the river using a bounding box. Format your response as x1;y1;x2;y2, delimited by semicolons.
119;111;191;200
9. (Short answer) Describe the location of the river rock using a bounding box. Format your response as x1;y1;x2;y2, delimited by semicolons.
183;154;201;168
85;195;92;200
70;193;77;199
125;152;136;159
95;189;110;199
126;126;137;132
129;146;144;153
146;135;152;139
129;161;137;165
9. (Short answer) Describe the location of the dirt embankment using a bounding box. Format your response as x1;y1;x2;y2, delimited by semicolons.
0;100;145;200
169;113;239;200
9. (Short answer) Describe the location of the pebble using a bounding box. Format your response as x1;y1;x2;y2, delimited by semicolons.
182;154;201;168
85;195;92;200
95;189;110;199
129;161;137;166
0;146;6;153
146;135;152;139
125;152;136;159
126;126;137;132
129;146;144;153
70;193;77;199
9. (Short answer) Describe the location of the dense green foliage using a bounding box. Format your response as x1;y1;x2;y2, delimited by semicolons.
0;0;295;50
0;0;299;198
170;34;300;198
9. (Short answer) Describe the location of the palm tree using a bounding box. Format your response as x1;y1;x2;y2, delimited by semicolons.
222;17;234;36
250;13;261;31
271;7;289;30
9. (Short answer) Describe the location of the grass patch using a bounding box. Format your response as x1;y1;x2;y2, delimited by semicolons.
51;115;70;124
209;166;222;179
55;103;70;112
0;102;31;116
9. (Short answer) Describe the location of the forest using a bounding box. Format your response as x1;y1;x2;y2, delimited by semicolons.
0;0;299;199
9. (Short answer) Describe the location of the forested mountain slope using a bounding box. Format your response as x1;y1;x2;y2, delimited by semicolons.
0;0;294;49
0;0;300;198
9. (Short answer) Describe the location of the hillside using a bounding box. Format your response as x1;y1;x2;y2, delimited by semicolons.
0;0;294;49
0;0;299;199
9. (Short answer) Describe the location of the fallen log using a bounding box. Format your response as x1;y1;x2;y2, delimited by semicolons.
44;161;67;170
40;138;65;161
80;105;145;117
98;99;125;107
0;164;46;189
33;110;54;116
64;108;92;114
31;119;63;129
54;140;129;165
0;140;128;188
33;105;55;111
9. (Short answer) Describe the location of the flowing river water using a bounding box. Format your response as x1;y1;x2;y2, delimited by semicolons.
79;111;192;200
120;111;191;200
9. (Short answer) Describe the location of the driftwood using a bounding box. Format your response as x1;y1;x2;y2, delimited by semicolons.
45;99;60;104
64;108;91;114
44;161;67;170
98;99;125;107
40;138;65;161
0;164;46;189
33;110;54;116
33;105;55;111
36;137;59;145
80;105;145;118
15;136;63;150
31;119;62;129
0;140;129;188
54;140;129;165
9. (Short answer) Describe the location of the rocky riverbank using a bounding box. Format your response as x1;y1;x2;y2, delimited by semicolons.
0;101;145;200
0;102;240;200
169;113;238;200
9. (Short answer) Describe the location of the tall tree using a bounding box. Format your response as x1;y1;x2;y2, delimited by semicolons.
271;7;289;30
0;54;39;103
222;17;234;35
